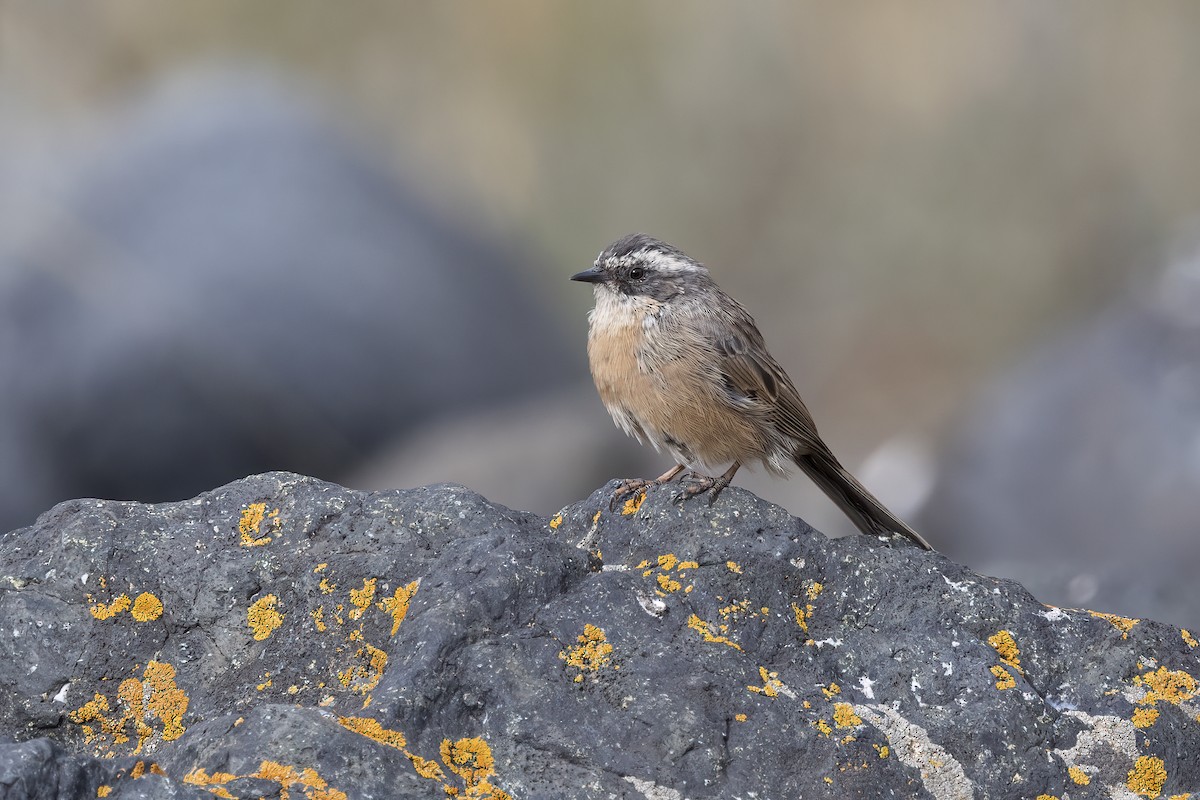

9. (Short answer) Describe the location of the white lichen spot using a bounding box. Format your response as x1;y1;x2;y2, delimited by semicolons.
856;705;972;800
858;676;876;699
623;776;683;800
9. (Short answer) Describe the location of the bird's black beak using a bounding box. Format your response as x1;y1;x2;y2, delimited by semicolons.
570;268;605;284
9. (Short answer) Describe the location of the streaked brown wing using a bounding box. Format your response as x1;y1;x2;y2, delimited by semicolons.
704;295;826;456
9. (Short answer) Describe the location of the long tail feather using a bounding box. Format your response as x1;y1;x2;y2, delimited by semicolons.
794;450;933;550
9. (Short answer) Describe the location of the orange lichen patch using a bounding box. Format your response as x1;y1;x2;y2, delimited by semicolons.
1035;795;1058;800
337;643;388;694
591;510;602;525
311;606;326;632
1089;610;1139;638
1126;755;1167;797
725;560;742;574
813;718;832;736
1133;707;1160;729
990;665;1016;690
735;713;747;722
256;672;272;691
247;594;284;640
378;580;420;636
338;716;407;750
97;787;112;797
131;592;163;622
987;630;1023;674
90;594;132;621
832;703;861;728
183;767;239;787
747;666;782;698
409;753;445;780
559;624;614;678
549;514;563;530
1138;666;1198;705
1068;766;1091;785
622;490;646;515
873;744;889;759
821;683;841;699
1183;629;1198;648
238;503;278;547
791;602;812;633
253;761;348;800
430;737;512;799
656;573;682;593
69;660;188;755
806;582;824;600
657;554;678;571
347;578;377;621
678;560;699;571
687;614;742;651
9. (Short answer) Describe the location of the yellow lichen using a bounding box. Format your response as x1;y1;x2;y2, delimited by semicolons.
813;719;832;735
657;554;678;571
1140;666;1198;705
726;561;742;574
559;624;613;675
409;753;445;780
656;573;682;593
252;761;347;800
238;503;277;547
735;713;747;722
1183;629;1198;648
337;643;388;694
549;514;563;529
747;666;782;698
247;594;284;640
678;560;699;571
990;665;1016;690
319;576;336;594
1035;795;1058;800
338;716;407;749
792;601;816;633
183;768;238;787
312;606;326;632
622;491;646;515
1068;766;1091;785
348;578;377;621
1089;610;1139;638
69;660;188;754
379;580;420;636
686;614;742;651
877;745;889;758
821;683;841;698
90;594;132;621
97;787;112;797
987;630;1023;674
130;592;163;622
832;703;862;728
1126;755;1167;797
1133;707;1159;728
806;582;824;600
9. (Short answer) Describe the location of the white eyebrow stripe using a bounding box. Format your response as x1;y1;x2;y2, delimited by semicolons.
606;248;704;274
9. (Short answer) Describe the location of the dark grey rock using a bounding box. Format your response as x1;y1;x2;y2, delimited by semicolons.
2;472;1198;798
0;69;577;534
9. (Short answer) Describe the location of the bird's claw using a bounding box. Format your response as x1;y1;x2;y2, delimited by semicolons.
609;478;652;512
671;473;732;506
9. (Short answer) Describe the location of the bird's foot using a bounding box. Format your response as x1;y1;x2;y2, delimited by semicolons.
609;478;652;512
672;463;740;506
672;473;731;506
608;465;687;511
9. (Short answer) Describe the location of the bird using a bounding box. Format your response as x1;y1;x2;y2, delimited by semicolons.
571;233;933;550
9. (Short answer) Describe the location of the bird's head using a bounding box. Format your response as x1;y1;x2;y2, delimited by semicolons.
571;233;711;303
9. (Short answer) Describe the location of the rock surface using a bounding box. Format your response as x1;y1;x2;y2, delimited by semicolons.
2;473;1198;799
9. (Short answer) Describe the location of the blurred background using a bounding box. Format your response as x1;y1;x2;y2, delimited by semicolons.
4;2;1200;627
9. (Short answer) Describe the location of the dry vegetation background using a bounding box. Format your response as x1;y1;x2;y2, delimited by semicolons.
5;4;1200;583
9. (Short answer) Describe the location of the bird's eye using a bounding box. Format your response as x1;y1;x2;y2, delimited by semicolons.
628;267;646;281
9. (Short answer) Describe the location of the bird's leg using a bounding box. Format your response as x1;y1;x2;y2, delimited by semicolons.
673;462;741;506
609;464;687;511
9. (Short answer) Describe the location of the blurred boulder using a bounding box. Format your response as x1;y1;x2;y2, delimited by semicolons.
921;243;1200;628
0;69;577;534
